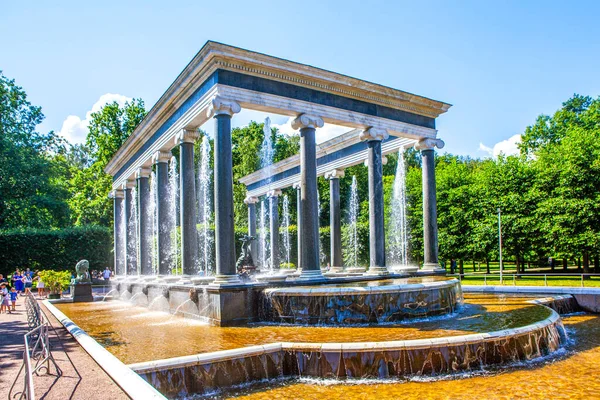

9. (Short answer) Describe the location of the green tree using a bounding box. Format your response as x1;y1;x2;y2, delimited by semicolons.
0;71;71;229
68;99;146;226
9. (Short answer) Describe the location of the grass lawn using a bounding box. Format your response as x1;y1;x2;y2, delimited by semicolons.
454;274;600;288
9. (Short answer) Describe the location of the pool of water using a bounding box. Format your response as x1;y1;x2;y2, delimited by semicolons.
56;294;552;365
217;313;600;400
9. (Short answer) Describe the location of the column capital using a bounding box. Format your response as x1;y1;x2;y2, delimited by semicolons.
123;179;136;190
206;95;241;118
152;150;172;164
291;114;324;130
415;138;445;151
266;189;282;198
136;167;152;179
244;195;259;205
109;189;124;199
324;169;345;180
292;181;302;190
176;129;200;145
359;127;389;142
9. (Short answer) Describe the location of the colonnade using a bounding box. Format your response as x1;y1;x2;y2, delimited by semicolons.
111;95;444;282
243;131;444;276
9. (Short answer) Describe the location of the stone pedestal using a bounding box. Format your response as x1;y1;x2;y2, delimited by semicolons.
205;285;256;326
71;283;93;302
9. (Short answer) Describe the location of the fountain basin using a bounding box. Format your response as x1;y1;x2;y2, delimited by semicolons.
256;274;289;283
260;277;463;325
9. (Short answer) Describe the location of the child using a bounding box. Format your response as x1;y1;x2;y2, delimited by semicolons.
0;284;9;314
10;287;17;312
37;275;45;299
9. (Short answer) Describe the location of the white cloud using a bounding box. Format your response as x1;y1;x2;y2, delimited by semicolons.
271;116;349;143
58;93;132;144
479;134;521;158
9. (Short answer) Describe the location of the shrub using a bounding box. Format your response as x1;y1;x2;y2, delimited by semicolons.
38;270;71;294
0;225;112;277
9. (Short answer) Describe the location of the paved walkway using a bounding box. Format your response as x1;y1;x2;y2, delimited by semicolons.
0;295;128;400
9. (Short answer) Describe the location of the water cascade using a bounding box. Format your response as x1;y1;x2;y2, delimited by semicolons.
389;149;410;266
259;200;269;271
149;171;158;275
197;136;213;276
129;186;139;275
282;194;291;266
317;188;325;265
347;175;359;267
167;156;180;275
120;198;127;275
259;117;274;170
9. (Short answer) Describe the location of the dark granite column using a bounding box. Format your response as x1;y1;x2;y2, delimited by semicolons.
111;189;124;275
325;170;344;272
153;151;172;275
292;114;325;281
137;167;152;275
208;96;241;284
123;181;137;276
293;182;302;270
268;190;281;271
416;138;445;271
244;196;259;268
177;130;200;276
361;128;389;275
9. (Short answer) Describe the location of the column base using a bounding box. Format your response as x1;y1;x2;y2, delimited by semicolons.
366;266;390;275
296;269;326;281
329;266;344;273
421;263;446;272
212;274;242;285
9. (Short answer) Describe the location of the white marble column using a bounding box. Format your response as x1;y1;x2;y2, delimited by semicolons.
360;128;389;275
292;114;325;281
176;129;200;276
207;96;242;284
325;169;345;272
267;189;282;272
415;138;445;271
110;189;125;275
244;195;259;267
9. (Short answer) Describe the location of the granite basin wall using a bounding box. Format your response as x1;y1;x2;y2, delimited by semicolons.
130;308;566;399
259;279;464;325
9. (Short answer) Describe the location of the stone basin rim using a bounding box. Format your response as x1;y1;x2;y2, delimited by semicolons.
128;300;563;374
262;278;461;296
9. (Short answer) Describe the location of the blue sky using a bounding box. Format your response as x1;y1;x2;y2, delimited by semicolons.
2;0;599;156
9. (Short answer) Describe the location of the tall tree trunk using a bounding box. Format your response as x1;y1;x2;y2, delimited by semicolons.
472;260;476;272
486;259;490;274
594;256;599;274
583;252;590;278
577;257;582;272
459;259;464;278
563;258;568;271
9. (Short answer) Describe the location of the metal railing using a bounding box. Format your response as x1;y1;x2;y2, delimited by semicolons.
10;293;62;400
448;272;598;287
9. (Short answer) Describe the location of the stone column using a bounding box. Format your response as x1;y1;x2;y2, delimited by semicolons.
360;128;389;275
176;129;200;276
267;190;282;271
292;114;325;281
136;167;152;276
110;189;124;275
293;182;302;270
207;96;242;284
244;196;259;268
153;151;172;275
123;180;137;276
416;138;445;271
325;169;345;272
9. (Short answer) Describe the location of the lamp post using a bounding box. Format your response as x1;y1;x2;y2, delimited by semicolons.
497;208;503;284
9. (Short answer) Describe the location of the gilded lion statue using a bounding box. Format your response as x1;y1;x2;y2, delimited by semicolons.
74;259;91;283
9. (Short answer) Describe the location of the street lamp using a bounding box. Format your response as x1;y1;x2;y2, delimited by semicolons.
497;208;503;284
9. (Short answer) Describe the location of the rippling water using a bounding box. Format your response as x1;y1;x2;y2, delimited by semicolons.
57;294;551;365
